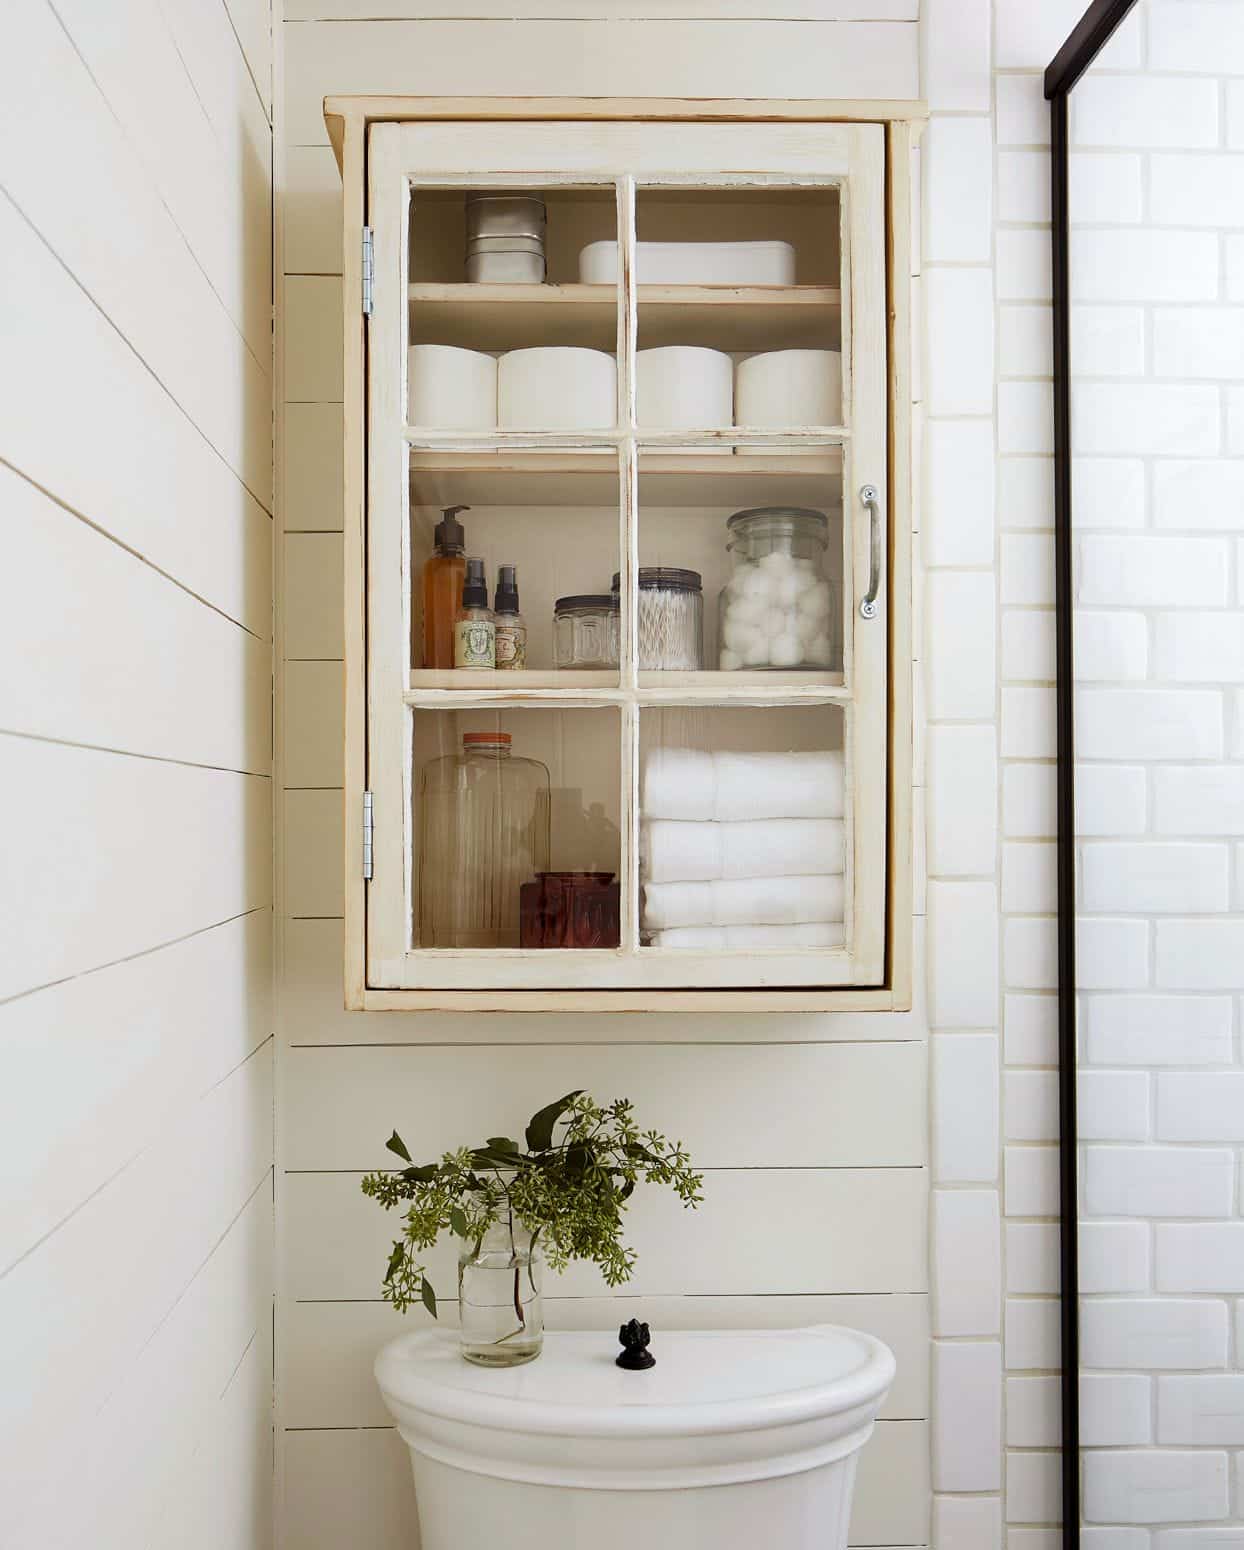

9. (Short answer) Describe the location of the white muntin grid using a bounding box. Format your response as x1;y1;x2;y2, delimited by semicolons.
364;128;889;992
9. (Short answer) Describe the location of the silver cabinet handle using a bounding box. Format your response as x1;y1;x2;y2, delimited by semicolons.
859;484;882;620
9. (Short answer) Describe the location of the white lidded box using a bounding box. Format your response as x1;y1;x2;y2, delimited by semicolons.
498;347;616;430
579;240;796;287
408;344;498;429
637;346;733;449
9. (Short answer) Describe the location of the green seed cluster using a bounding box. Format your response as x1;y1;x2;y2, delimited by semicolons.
361;1091;703;1316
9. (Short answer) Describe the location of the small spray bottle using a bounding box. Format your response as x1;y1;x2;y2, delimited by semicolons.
453;557;496;669
493;564;527;670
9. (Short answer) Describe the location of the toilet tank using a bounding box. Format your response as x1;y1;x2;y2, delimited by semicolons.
375;1325;895;1550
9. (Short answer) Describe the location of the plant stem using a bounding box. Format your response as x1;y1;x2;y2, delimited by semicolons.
507;1203;525;1333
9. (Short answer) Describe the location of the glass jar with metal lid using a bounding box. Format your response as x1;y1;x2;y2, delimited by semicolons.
553;594;619;670
718;506;839;672
611;567;704;672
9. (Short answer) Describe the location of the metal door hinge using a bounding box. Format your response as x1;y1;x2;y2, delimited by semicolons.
362;790;374;880
361;226;374;317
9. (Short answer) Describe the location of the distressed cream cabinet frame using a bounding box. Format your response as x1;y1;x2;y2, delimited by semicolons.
326;96;924;1013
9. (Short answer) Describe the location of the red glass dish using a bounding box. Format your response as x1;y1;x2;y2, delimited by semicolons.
519;872;621;949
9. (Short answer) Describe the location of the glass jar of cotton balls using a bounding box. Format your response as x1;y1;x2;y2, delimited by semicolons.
718;506;839;671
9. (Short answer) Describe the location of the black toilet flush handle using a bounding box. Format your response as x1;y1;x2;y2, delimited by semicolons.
616;1319;655;1371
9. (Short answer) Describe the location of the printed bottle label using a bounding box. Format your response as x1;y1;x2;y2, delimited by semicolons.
454;618;495;669
495;623;527;669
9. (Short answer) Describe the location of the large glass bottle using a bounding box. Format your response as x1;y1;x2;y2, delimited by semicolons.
418;730;551;947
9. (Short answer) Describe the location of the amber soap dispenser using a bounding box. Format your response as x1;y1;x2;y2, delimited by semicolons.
421;504;468;669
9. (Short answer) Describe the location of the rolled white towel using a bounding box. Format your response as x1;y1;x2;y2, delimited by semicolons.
642;748;844;822
641;818;845;882
651;923;845;950
642;874;845;930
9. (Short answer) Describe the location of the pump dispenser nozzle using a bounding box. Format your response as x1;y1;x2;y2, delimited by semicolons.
434;504;468;553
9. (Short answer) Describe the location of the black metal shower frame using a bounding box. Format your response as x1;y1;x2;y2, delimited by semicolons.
1045;2;1142;1541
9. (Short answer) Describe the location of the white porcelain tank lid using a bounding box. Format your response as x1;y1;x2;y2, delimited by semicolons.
375;1325;894;1440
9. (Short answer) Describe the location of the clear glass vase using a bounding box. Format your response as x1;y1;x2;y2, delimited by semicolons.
457;1221;544;1367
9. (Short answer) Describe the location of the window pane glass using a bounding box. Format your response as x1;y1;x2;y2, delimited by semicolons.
637;704;849;956
412;707;622;951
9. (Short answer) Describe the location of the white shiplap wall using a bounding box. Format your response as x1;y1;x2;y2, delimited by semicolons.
0;0;275;1544
275;6;929;1549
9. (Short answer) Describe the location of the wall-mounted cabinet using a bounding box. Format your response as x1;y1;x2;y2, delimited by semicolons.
326;97;922;1011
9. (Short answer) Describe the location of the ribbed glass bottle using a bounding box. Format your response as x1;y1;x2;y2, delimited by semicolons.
417;730;551;948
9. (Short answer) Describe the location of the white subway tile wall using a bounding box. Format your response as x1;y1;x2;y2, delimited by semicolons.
997;0;1244;1539
922;13;1007;1518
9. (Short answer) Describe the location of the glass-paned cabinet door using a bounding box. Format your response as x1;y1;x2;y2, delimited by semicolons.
365;118;888;995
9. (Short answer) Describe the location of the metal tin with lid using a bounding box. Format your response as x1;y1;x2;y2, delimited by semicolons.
465;193;547;283
465;192;547;241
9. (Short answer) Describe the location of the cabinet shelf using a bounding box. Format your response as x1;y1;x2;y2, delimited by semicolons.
408;282;842;351
409;450;842;508
406;669;848;705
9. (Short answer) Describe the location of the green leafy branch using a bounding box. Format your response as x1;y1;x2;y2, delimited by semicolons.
361;1090;704;1317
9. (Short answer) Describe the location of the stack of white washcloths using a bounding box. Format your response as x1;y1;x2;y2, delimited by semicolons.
640;747;846;950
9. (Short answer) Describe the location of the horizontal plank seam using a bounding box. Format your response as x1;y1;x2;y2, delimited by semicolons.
0;454;272;640
43;0;273;376
0;1042;273;1282
197;0;272;127
0;188;275;517
287;1041;930;1049
286;14;916;23
218;1318;264;1402
0;904;271;1010
0;725;274;782
284;1164;929;1173
292;1291;929;1302
117;1157;275;1378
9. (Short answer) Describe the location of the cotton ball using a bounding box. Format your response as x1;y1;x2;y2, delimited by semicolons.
759;549;791;571
809;633;833;666
722;615;751;654
770;632;803;668
773;572;801;606
795;568;820;597
765;607;790;638
740;566;773;602
794;611;818;645
798;583;830;622
730;593;765;625
742;635;770;667
719;648;742;671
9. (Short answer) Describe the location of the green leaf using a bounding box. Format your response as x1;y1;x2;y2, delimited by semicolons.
386;1130;412;1163
401;1163;439;1183
525;1090;583;1153
470;1145;521;1169
485;1136;520;1154
420;1278;438;1319
386;1242;405;1281
449;1206;469;1238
